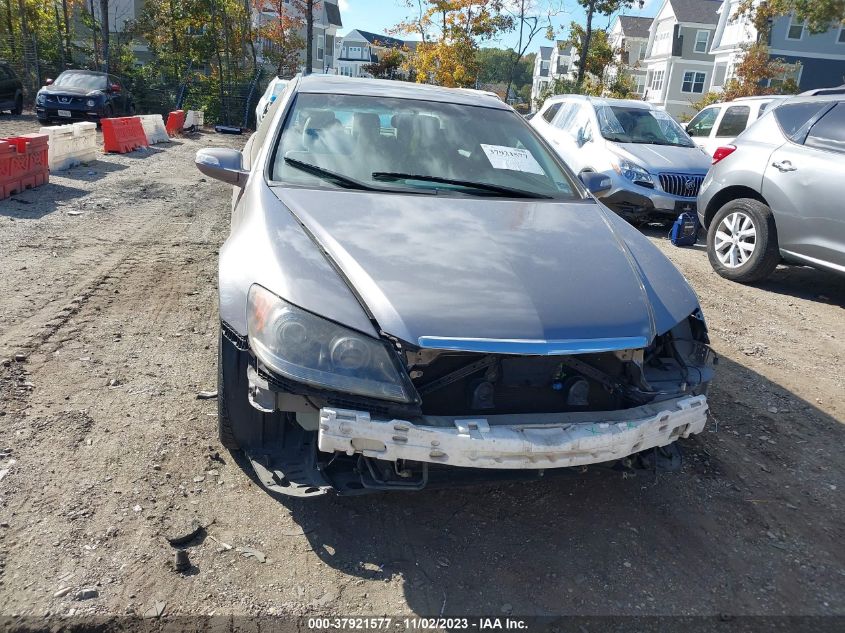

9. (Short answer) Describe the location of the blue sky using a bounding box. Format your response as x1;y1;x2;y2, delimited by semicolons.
336;0;660;52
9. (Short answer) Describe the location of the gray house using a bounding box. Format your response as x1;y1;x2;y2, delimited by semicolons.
710;0;845;92
643;0;723;117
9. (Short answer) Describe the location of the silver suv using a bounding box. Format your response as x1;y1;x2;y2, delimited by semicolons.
531;95;711;223
698;95;845;282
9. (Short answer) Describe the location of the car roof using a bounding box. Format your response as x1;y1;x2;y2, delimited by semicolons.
296;74;510;110
543;94;654;110
60;69;107;76
730;95;788;102
781;93;845;105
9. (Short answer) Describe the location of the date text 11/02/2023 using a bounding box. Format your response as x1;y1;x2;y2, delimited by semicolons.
306;617;530;630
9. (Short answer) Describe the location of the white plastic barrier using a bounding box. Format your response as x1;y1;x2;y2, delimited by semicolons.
139;114;170;144
40;122;97;171
183;110;204;129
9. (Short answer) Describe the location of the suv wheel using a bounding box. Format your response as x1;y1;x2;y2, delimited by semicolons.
12;94;23;115
707;198;780;283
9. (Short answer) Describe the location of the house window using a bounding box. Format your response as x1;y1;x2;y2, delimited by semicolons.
635;75;647;95
694;30;710;53
787;16;805;40
712;63;728;88
541;61;550;70
682;71;707;93
838;25;845;43
638;43;647;61
317;34;325;60
651;69;665;91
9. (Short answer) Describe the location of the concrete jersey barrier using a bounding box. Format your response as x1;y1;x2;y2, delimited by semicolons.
139;115;170;144
40;122;98;172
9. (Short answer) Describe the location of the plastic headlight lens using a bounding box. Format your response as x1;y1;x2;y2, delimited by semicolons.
247;285;411;402
613;158;653;186
86;99;96;107
36;93;45;105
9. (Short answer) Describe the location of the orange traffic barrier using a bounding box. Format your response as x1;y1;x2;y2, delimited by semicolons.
0;133;49;200
165;110;186;137
102;117;149;153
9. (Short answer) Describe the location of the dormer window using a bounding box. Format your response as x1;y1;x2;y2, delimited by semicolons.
787;15;806;40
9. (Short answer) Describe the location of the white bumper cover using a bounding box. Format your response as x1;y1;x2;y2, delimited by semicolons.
318;395;708;470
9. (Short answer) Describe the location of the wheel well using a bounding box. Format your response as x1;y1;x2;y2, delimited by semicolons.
703;186;768;228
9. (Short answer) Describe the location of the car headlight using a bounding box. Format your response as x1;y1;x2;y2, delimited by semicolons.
36;93;46;105
612;158;653;186
86;99;96;107
247;284;412;402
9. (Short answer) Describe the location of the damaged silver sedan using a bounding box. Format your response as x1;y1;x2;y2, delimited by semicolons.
196;74;715;496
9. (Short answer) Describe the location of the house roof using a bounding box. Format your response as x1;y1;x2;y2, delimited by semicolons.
349;29;406;49
325;1;343;28
618;15;652;39
539;46;552;61
668;0;721;25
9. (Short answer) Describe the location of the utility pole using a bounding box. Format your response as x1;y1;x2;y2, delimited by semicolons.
305;0;314;74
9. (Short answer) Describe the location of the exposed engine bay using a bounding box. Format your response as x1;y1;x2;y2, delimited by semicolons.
403;314;714;422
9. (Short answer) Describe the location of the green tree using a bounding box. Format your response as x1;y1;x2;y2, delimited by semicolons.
737;0;845;35
362;47;407;79
573;0;642;86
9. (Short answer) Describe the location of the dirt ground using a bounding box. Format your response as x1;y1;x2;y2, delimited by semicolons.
0;112;843;625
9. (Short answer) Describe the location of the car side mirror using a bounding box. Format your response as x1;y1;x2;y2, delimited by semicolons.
579;172;612;195
110;83;121;93
45;78;53;86
195;148;249;187
576;127;591;147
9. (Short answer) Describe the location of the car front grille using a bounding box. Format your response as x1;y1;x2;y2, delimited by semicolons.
46;95;83;106
659;173;704;198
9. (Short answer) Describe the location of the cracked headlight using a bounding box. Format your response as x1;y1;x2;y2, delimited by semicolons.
247;284;412;402
612;158;653;186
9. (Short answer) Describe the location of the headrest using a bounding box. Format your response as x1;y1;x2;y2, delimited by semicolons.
303;109;338;129
353;112;380;136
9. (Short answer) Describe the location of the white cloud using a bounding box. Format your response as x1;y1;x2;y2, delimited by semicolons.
338;0;350;12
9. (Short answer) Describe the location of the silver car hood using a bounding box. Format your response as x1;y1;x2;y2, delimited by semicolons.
271;187;699;351
611;142;711;173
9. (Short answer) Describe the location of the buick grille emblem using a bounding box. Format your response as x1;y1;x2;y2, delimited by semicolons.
59;97;70;104
684;178;696;192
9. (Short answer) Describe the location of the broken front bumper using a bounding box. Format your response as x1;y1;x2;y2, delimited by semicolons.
318;395;708;470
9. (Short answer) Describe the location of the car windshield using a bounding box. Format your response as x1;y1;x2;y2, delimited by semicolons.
53;72;107;91
271;92;579;199
595;105;695;147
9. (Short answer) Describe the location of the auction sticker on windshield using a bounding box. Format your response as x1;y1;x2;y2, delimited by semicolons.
481;144;544;175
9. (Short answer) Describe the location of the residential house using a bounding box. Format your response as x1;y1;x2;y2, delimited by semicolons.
709;0;845;92
607;15;653;96
255;0;343;74
530;42;577;106
530;46;553;105
642;0;723;117
335;30;408;78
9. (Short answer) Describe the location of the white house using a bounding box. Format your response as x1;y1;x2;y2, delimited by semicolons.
642;0;723;117
607;15;653;96
335;30;408;78
530;41;577;106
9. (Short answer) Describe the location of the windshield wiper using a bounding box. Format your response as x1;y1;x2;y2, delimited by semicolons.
284;157;429;194
371;172;552;199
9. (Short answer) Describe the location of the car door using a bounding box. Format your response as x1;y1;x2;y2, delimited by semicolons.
108;75;128;114
685;105;720;154
547;102;585;171
711;104;750;153
762;101;845;269
0;66;12;107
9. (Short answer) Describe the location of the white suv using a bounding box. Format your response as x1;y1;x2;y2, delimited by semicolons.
685;96;788;156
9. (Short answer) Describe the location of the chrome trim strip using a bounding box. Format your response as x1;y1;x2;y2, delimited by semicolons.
416;336;649;355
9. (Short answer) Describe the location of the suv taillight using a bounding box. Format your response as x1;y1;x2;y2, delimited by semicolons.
712;145;737;165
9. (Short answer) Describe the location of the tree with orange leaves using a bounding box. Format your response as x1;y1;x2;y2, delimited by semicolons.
395;0;513;87
254;0;307;77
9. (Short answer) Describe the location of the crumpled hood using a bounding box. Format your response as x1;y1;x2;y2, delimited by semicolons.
271;188;700;349
611;141;711;173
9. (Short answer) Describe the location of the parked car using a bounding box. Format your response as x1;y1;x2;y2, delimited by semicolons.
0;62;23;115
255;77;289;127
698;95;845;283
800;85;845;96
686;96;788;156
531;95;711;224
195;74;715;497
35;70;135;124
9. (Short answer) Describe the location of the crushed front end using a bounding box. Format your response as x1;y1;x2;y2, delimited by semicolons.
229;293;715;496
